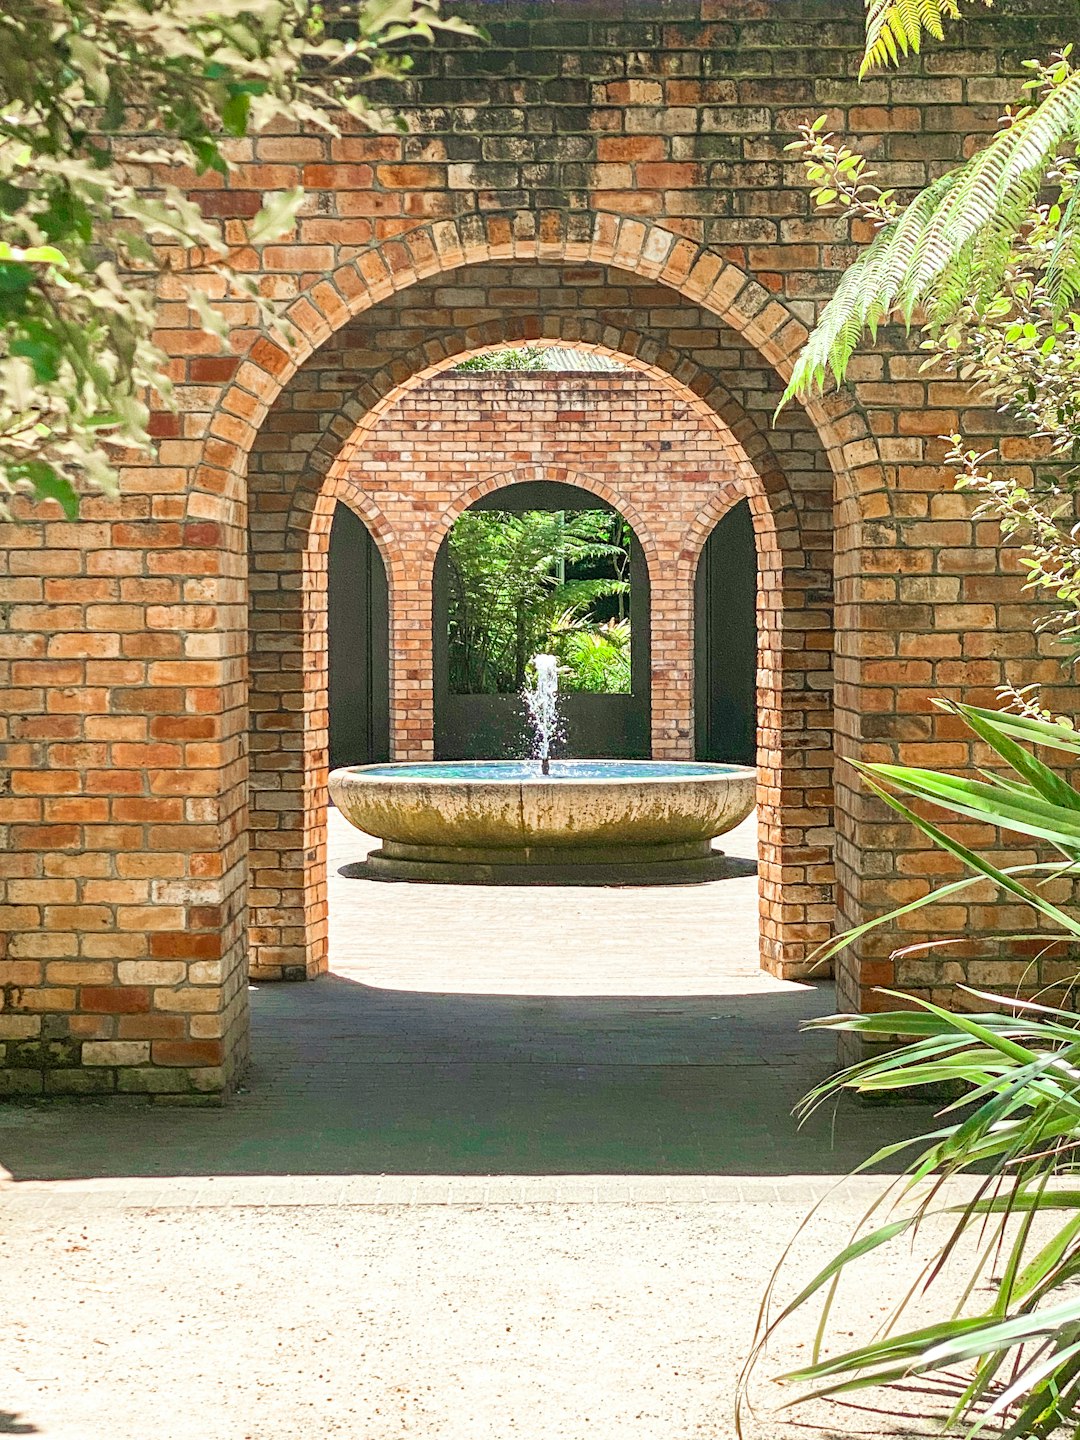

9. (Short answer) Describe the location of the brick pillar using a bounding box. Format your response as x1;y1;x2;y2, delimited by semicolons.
392;555;436;761
0;492;249;1101
831;401;1065;1049
650;543;695;759
248;479;331;982
755;502;835;981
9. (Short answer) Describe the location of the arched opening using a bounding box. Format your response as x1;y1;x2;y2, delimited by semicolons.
694;499;757;766
432;478;651;761
244;247;837;990
328;503;390;770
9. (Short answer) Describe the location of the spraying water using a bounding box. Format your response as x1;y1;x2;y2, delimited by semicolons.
523;653;560;775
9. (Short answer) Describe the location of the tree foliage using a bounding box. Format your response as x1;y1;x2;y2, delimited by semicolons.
0;0;477;517
453;346;550;372
446;508;631;695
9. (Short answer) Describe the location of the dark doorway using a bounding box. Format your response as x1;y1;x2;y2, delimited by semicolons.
328;503;390;769
434;481;651;760
695;499;757;766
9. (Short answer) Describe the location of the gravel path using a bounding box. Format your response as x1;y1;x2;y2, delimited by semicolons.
1;1186;955;1440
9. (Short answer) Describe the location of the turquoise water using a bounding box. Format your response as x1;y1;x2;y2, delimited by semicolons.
350;761;748;781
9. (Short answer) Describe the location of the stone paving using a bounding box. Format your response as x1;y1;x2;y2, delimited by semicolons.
0;811;945;1440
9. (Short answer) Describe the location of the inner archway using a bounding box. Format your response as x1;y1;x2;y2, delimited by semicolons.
328;504;390;770
246;250;838;988
432;478;651;761
695;499;757;767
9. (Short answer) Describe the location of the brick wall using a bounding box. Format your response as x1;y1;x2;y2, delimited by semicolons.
1;0;1073;1098
345;368;755;757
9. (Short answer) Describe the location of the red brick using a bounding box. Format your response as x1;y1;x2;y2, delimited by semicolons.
81;987;152;1014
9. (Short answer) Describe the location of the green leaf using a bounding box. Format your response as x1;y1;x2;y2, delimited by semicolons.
11;462;80;519
0;243;68;266
952;703;1080;812
247;188;305;245
221;91;252;137
860;760;1080;858
854;768;1080;937
784;63;1080;401
67;34;110;102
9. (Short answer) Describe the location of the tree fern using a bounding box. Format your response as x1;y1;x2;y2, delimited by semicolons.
784;64;1080;403
862;0;992;77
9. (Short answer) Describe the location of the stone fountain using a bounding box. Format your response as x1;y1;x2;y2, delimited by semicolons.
329;654;755;884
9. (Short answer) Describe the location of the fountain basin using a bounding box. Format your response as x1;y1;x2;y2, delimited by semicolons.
328;760;756;885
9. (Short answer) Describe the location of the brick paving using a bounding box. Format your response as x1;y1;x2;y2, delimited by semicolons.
0;824;950;1439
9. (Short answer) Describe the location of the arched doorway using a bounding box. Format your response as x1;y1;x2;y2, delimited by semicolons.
432;478;651;761
245;246;837;987
327;503;390;770
694;499;757;766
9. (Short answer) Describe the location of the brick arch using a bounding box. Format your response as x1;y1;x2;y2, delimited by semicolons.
254;482;401;992
206;211;887;526
273;320;809;587
308;479;405;590
680;487;759;577
422;462;662;575
248;337;832;984
283;320;801;566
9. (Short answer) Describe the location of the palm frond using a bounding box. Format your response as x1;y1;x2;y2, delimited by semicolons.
742;703;1080;1438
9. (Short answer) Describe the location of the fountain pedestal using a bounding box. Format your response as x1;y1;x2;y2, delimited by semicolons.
363;836;732;884
329;760;755;887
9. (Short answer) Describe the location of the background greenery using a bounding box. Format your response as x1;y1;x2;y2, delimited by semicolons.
446;507;632;695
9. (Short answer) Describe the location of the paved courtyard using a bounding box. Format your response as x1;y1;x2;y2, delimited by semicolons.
0;810;943;1439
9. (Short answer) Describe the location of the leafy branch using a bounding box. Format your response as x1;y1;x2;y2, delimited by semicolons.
0;0;480;517
783;49;1080;402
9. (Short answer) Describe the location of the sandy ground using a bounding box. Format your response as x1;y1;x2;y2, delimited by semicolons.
0;811;957;1439
1;1183;968;1440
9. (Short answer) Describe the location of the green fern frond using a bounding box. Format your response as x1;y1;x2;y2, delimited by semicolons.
1044;188;1080;309
902;77;1080;309
784;70;1080;403
782;169;960;401
861;0;986;77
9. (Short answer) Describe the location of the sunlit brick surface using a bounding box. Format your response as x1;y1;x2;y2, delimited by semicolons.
0;0;1073;1098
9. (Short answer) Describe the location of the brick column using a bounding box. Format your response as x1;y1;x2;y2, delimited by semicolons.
650;543;695;759
0;492;248;1101
392;556;436;761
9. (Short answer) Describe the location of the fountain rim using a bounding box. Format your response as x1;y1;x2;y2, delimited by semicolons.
331;759;757;787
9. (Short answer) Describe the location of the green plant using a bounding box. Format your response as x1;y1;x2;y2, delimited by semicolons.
446;507;630;694
0;0;477;516
741;703;1080;1438
752;5;1080;1434
453;346;550;372
862;1;994;76
783;44;1080;404
552;617;632;694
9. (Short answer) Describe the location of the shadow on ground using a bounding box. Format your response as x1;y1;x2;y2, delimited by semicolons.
0;811;935;1182
0;971;933;1181
0;1412;38;1435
